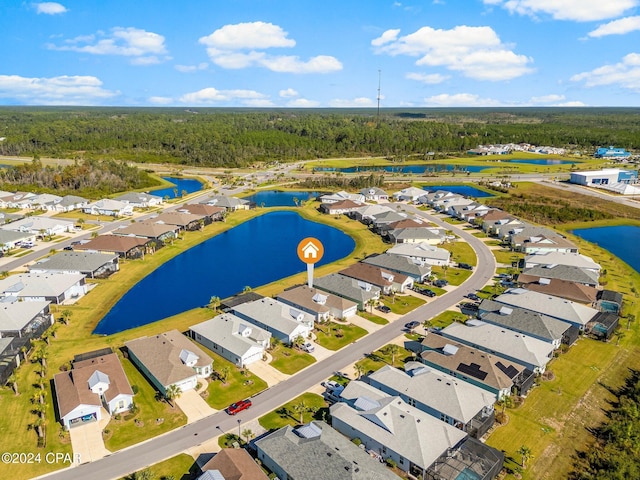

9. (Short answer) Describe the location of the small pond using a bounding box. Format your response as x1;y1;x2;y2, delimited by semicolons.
152;177;204;199
314;164;489;174
94;211;355;335
244;190;323;207
422;185;493;198
507;159;574;165
571;225;640;273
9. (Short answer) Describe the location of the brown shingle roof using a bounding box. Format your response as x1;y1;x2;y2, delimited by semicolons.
153;211;206;227
277;285;357;315
201;449;268;480
114;222;179;239
74;235;149;254
339;263;408;288
54;352;133;418
179;204;225;217
517;276;598;304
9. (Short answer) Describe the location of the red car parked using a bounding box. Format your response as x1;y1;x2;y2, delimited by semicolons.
226;399;252;415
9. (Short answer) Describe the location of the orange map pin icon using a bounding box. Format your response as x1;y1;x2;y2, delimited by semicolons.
297;237;324;264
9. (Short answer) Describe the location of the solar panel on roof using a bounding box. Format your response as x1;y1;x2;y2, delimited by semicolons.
495;361;519;378
457;362;488;381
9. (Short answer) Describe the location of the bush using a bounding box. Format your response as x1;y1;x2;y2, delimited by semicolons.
131;385;139;394
352;437;362;446
385;458;397;468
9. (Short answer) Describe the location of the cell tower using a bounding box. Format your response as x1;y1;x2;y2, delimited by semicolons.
377;69;382;121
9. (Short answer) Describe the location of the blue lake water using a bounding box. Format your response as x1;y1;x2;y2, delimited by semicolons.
572;225;640;273
152;177;203;199
422;185;493;198
245;190;323;207
508;159;574;165
315;164;489;174
93;211;355;335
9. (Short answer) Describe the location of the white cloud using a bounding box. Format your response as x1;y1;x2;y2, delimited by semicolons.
175;63;208;73
423;93;502;107
529;94;566;103
484;0;638;22
179;87;270;105
35;2;67;15
372;25;533;81
199;22;341;74
148;96;174;105
48;27;169;65
406;72;450;84
287;98;320;107
0;74;118;105
588;16;640;37
329;97;375;107
571;53;640;90
243;98;275;107
279;88;299;98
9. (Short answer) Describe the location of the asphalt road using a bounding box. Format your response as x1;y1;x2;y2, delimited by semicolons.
40;207;496;480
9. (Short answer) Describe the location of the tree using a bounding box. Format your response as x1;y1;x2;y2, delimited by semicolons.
384;344;400;366
614;330;626;346
498;395;513;414
354;363;365;380
48;323;59;339
293;196;299;207
61;309;73;325
293;335;305;350
7;372;18;395
33;417;46;439
292;399;309;425
242;428;255;444
422;319;432;336
517;445;533;468
242;285;252;293
626;313;635;330
366;298;376;313
390;287;397;304
0;271;9;279
208;296;221;312
219;366;231;384
132;468;154;480
164;384;182;406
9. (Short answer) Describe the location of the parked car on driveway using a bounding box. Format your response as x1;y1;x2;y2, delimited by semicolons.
458;262;474;270
376;305;391;314
466;293;480;301
226;399;252;415
301;341;315;353
405;321;420;331
433;279;448;288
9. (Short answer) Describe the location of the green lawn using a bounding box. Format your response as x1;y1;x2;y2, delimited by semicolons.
381;294;425;314
440;241;477;266
355;345;414;375
314;322;368;351
121;453;195;480
426;311;466;329
259;393;328;431
104;356;187;451
430;266;473;286
270;345;316;374
472;231;487;238
358;311;389;325
492;248;524;265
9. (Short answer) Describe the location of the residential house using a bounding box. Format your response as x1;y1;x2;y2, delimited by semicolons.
0;272;86;304
200;195;251;211
524;251;601;273
314;274;381;311
220;292;265;313
377;218;430;234
189;313;271;367
19;193;63;211
386;227;445;245
255;421;398;480
362;253;432;282
53;350;134;428
114;192;163;208
198;448;268;480
232;298;315;344
152;211;207;231
508;226;578;254
73;235;150;259
359;187;389;202
277;285;358;321
516;276;598;304
494;289;600;330
366;364;496;438
319;199;365;215
178;204;225;223
587;312;619;341
29;251;119;279
418;190;459;207
439;320;555;374
478;299;571;348
519;264;600;288
318;190;365;204
370;211;408;232
420;333;534;399
351;204;395;223
392;187;428;202
0;211;24;225
480;210;524;237
597;290;624;314
0;192;36;208
339;263;413;294
0;336;31;386
386;242;451;266
83;199;134;217
0;299;53;338
112;222;179;245
55;195;88;213
331;394;467;476
0;230;36;251
1;216;74;237
125;330;213;395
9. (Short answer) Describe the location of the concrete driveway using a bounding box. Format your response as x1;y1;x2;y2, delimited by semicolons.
175;389;217;423
246;355;290;387
69;412;111;464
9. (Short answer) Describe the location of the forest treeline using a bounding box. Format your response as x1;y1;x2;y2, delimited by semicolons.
2;107;640;167
0;158;159;197
570;369;640;479
298;173;385;190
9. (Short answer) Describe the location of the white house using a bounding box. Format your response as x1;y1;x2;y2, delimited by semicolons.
387;242;451;266
83;199;134;217
0;272;87;304
0;216;74;237
392;187;427;202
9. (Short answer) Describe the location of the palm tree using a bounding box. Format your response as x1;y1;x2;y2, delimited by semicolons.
366;298;376;313
390;287;397;304
219;366;231;384
0;271;9;279
498;395;513;414
208;296;221;312
626;313;636;330
293;335;305;350
517;445;533;468
384;344;401;366
292;399;309;425
293;197;299;207
242;285;253;293
242;428;255;444
48;323;59;339
164;384;182;406
34;417;46;439
354;363;365;380
614;330;626;346
61;309;73;325
7;372;18;395
422;319;432;336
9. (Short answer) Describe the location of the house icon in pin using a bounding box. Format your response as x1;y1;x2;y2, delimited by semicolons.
301;241;320;259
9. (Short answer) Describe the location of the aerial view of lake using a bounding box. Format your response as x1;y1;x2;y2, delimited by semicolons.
94;211;355;335
245;190;323;207
572;225;640;273
422;185;493;198
315;164;489;174
152;177;204;199
508;159;574;165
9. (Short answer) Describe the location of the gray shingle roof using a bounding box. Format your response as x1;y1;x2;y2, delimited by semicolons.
0;299;50;332
30;251;118;274
232;298;314;337
520;264;599;285
386;243;450;262
314;274;381;305
362;253;431;280
190;313;271;358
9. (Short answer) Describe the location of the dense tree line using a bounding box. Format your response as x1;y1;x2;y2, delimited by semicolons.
298;173;385;190
1;107;640;167
0;158;159;197
570;369;640;479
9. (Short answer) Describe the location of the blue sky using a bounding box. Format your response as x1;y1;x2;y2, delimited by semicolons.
2;0;640;107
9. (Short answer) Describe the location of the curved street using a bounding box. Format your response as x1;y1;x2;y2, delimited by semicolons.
40;207;497;480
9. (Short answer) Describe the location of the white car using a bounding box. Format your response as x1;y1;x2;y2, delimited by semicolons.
301;341;315;353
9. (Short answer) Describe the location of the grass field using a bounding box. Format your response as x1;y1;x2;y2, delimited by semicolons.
355;344;414;375
121;453;196;480
314;322;368;351
430;265;473;286
426;311;467;329
358;311;389;325
270;345;316;375
440;240;477;266
381;294;426;314
259;392;327;431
